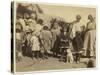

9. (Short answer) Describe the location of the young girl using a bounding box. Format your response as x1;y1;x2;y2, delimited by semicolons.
30;32;40;59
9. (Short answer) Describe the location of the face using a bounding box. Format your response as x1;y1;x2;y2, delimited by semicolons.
88;15;93;21
76;15;81;22
27;19;35;26
28;21;33;26
30;13;36;20
24;13;29;19
76;18;81;22
37;19;43;25
53;23;58;29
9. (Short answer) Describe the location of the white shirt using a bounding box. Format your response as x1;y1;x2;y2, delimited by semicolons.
71;22;82;38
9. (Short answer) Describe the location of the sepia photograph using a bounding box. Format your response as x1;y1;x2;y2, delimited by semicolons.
11;1;96;73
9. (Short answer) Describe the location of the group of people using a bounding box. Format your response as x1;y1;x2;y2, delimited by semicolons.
15;10;96;65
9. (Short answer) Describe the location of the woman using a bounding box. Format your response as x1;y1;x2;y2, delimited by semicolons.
40;26;52;58
51;22;61;57
83;14;96;57
16;22;23;61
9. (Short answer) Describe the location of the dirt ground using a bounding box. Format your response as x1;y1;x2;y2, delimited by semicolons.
16;56;92;72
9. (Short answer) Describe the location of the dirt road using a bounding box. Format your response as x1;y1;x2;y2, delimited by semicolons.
16;56;90;72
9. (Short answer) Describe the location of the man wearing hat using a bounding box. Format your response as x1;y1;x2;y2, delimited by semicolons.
70;15;82;39
69;15;84;63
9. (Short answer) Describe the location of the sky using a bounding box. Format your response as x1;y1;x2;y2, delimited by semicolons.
38;3;96;26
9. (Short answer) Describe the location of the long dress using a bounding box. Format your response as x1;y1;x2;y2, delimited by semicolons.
16;32;22;52
40;30;52;53
16;22;23;52
83;21;96;57
30;35;40;51
51;29;60;50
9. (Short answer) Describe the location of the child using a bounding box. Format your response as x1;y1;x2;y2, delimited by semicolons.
30;32;40;60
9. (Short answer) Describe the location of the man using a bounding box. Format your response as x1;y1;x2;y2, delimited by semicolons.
70;15;82;39
68;15;83;63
